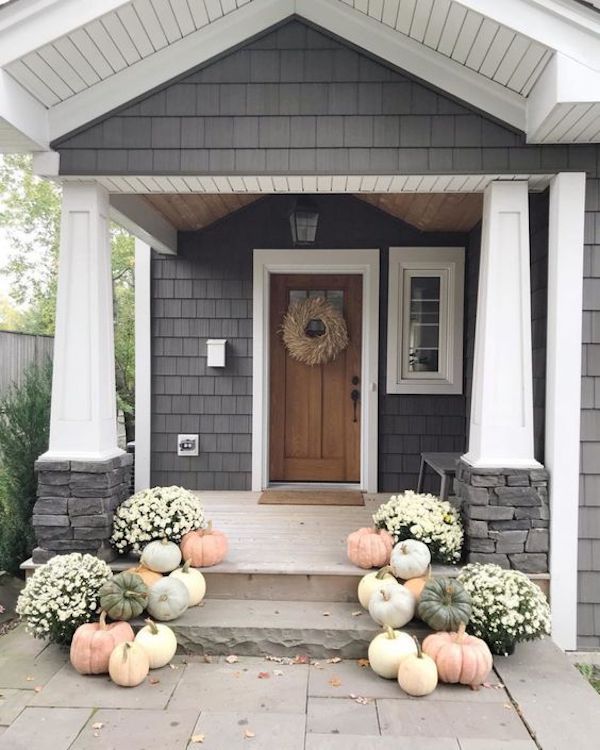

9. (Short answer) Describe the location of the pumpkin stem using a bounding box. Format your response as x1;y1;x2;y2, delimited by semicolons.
412;635;423;659
456;622;467;642
203;520;213;535
385;625;396;640
145;618;159;635
376;566;392;580
161;538;169;545
182;559;191;574
99;610;108;630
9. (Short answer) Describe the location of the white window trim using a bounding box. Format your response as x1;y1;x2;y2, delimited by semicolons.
252;248;380;493
387;247;465;395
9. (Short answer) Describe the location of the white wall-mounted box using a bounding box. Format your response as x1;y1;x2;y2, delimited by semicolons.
177;434;199;456
207;338;227;367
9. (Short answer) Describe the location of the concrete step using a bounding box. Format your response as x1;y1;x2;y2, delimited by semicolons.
143;599;432;659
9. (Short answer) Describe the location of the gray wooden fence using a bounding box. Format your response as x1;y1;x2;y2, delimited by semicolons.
0;330;53;396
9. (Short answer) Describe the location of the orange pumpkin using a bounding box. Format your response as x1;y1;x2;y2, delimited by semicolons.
403;565;432;602
422;623;493;687
70;611;134;675
180;521;228;567
125;564;163;588
347;527;394;569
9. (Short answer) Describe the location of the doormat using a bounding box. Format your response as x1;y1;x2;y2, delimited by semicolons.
258;490;364;506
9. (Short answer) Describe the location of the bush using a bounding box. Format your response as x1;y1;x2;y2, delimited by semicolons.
0;360;52;574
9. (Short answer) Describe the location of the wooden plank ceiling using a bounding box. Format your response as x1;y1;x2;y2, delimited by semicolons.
144;192;483;232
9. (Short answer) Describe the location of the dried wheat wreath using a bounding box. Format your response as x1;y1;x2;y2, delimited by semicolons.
280;297;349;367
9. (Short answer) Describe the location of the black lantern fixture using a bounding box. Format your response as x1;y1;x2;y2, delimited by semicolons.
289;197;319;246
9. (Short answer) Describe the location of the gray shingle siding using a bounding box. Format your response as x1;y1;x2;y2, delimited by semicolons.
52;18;600;646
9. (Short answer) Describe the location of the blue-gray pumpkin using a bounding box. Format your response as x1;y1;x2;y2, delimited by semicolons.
417;577;471;632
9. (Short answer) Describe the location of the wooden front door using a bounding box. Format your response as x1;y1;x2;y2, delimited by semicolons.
269;274;362;482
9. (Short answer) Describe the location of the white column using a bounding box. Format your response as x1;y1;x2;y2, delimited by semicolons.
546;172;586;651
134;238;151;491
40;182;123;461
463;180;540;468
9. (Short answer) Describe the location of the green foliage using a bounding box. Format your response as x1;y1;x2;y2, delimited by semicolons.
0;154;135;439
0;361;52;574
576;663;600;694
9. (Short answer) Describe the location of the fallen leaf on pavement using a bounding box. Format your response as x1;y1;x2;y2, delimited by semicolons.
273;669;284;677
257;671;270;679
244;729;255;739
225;655;239;664
191;734;205;744
322;611;331;616
148;676;160;685
357;659;370;668
91;722;104;730
33;686;42;693
351;611;362;617
25;676;34;682
326;657;341;664
328;677;342;688
204;654;213;663
293;654;310;664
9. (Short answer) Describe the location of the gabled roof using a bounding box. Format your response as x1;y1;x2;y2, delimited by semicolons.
1;0;600;152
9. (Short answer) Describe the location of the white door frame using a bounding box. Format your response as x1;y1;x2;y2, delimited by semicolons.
252;248;380;492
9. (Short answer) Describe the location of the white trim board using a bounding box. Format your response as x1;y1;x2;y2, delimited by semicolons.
252;248;380;493
134;238;151;492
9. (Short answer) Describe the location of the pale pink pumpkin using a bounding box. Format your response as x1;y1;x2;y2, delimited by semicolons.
180;521;229;567
347;527;394;569
69;611;134;675
422;623;493;687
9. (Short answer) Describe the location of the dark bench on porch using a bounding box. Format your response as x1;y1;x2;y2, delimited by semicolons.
416;452;462;500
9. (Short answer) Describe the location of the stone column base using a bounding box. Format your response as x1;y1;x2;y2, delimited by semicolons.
32;454;133;563
456;460;549;573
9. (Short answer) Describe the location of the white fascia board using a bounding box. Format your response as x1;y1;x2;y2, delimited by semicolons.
0;0;131;67
48;0;295;142
452;0;600;72
0;69;48;150
297;0;526;131
109;194;177;256
527;52;600;141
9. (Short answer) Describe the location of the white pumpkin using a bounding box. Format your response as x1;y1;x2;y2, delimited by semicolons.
357;566;399;610
108;642;149;687
147;577;189;621
390;539;431;580
135;618;178;668
397;638;438;697
368;581;416;629
141;539;182;573
169;559;206;606
368;626;418;679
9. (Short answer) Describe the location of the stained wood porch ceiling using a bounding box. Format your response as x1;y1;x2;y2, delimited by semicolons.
144;192;483;233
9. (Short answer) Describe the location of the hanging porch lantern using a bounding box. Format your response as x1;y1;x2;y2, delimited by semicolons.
289;197;319;246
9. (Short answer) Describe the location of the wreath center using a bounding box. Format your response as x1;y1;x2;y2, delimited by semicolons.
280;297;349;367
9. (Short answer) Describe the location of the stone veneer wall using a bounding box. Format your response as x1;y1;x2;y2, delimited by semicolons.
456;460;549;573
32;455;133;563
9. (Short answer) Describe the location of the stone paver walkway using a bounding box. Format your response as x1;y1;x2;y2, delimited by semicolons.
1;624;599;749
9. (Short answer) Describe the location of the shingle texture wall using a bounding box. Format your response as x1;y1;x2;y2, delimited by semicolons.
150;194;469;492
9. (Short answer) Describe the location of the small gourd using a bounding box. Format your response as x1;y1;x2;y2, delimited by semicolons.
141;539;182;573
147;577;189;622
69;611;134;675
368;625;418;679
403;565;432;602
422;623;493;688
368;581;416;629
347;527;394;569
397;636;438;697
108;641;150;687
389;539;431;580
98;572;149;621
135;618;178;669
125;564;163;588
417;577;472;632
169;559;206;606
180;522;228;567
357;566;398;610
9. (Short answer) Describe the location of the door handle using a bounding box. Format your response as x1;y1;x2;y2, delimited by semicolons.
351;388;360;423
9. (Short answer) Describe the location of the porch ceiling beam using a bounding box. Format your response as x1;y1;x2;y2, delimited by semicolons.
526;53;600;142
0;0;131;67
451;0;600;71
47;0;295;143
110;194;178;256
298;0;526;131
0;69;49;151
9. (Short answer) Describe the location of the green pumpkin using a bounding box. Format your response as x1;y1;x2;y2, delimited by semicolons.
417;577;472;632
99;572;149;621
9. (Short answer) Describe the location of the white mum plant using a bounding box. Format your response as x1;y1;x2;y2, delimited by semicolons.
111;485;206;555
372;490;463;564
458;563;551;655
16;553;112;645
